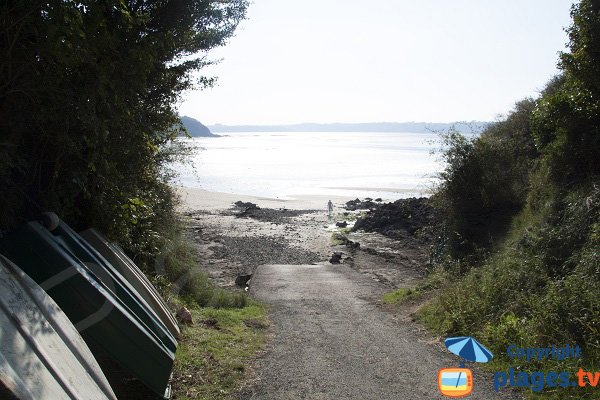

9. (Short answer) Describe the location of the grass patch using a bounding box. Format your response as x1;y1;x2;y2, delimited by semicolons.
381;287;423;305
330;232;347;246
157;234;250;309
152;230;263;398
171;301;269;400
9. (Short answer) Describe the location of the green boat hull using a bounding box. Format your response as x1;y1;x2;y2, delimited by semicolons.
0;222;174;398
52;221;177;352
80;228;181;340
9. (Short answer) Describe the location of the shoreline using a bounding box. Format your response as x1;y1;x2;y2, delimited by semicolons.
175;185;432;213
176;184;433;290
175;185;358;211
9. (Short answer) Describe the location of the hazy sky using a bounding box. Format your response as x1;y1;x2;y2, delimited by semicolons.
178;0;575;125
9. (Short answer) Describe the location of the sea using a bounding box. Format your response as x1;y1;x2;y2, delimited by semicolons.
175;131;446;202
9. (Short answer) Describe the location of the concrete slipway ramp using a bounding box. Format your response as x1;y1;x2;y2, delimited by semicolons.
243;263;521;400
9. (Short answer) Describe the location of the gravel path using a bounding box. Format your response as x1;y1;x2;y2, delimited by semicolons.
242;263;521;400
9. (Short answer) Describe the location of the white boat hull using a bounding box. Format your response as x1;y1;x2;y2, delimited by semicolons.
0;254;117;400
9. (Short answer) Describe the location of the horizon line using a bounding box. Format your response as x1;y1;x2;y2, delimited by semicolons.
206;120;491;127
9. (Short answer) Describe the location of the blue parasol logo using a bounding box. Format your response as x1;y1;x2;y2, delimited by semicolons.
444;336;493;363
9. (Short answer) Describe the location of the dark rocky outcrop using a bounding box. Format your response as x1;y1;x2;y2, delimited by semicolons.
352;197;434;240
345;198;378;211
234;201;260;210
229;203;317;224
345;240;360;250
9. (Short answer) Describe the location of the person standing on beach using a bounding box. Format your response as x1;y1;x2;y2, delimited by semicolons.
327;200;334;218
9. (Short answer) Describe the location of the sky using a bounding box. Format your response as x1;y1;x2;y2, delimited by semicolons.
178;0;576;125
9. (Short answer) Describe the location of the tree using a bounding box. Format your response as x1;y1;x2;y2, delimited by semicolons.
0;0;247;257
531;0;600;186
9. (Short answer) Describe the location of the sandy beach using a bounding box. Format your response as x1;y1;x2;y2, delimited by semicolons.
176;185;430;290
176;186;358;211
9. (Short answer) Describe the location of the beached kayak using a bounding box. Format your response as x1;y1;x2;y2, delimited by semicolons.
0;222;175;398
80;228;181;339
0;254;117;400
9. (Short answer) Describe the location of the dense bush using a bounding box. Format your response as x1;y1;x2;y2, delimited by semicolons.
421;1;600;395
432;98;538;259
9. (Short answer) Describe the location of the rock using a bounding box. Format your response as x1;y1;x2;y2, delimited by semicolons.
335;221;348;228
329;252;343;264
351;197;434;239
176;306;193;325
234;200;260;210
235;274;252;287
345;240;360;250
345;198;378;211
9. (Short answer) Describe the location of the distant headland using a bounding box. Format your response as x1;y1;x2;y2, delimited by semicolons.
181;116;218;137
207;121;489;134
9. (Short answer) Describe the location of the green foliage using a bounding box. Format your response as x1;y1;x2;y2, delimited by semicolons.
160;234;249;309
0;0;247;266
531;0;600;187
423;3;600;394
432;99;538;259
381;287;423;305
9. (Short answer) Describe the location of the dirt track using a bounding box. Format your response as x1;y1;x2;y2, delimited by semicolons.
241;263;521;400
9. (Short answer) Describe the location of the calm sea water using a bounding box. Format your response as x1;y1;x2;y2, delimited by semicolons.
176;131;444;201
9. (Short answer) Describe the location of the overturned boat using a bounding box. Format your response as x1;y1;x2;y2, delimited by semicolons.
0;221;175;398
79;228;180;340
0;254;117;400
47;218;177;352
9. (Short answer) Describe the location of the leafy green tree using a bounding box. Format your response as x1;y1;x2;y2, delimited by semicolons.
1;0;246;259
531;0;600;185
433;99;538;258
